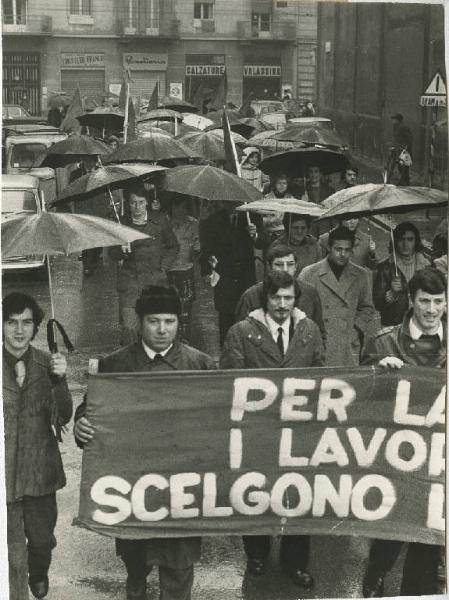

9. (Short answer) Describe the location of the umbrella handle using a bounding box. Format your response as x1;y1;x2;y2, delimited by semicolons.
389;215;398;276
106;185;121;223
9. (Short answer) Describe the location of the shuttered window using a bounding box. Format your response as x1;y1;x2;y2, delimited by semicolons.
129;71;166;102
61;69;105;105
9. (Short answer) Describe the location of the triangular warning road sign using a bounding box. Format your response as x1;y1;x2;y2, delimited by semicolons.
423;71;446;96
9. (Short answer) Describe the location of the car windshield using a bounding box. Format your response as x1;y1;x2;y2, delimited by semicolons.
3;106;29;118
2;189;38;214
10;143;47;168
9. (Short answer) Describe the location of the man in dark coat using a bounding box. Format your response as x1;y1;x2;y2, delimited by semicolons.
199;204;266;345
391;113;413;185
235;243;325;340
3;293;72;600
362;267;446;597
220;271;323;588
74;286;215;600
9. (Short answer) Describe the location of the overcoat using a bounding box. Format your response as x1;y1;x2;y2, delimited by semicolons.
3;346;73;504
75;340;215;568
299;258;377;366
220;307;324;369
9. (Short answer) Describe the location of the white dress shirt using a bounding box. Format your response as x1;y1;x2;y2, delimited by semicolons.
142;340;173;360
265;313;291;348
409;318;443;341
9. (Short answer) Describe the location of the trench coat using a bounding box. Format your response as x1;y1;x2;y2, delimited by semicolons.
3;346;73;504
220;307;324;369
109;212;179;307
299;258;377;366
75;340;215;568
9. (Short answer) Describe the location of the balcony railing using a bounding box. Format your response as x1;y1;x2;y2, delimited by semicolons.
2;14;52;33
237;20;296;40
117;18;179;37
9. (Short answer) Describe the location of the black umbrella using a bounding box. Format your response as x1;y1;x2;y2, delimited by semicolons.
157;95;199;113
77;108;125;131
260;147;347;177
39;135;110;168
104;136;200;164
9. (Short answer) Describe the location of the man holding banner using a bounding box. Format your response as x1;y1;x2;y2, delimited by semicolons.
220;270;323;588
362;267;446;597
74;286;215;600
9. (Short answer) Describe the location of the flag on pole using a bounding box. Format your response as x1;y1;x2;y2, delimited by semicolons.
192;81;205;113
127;98;137;141
119;67;132;111
212;72;227;111
147;80;159;112
60;86;83;134
222;108;241;176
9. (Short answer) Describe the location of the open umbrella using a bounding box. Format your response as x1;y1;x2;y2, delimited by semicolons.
235;197;325;218
77;108;125;132
153;121;199;136
137;124;173;137
47;93;71;109
249;130;298;151
158;95;199;113
156;164;263;203
2;212;151;351
318;183;449;273
260;147;347;177
51;163;167;210
206;128;247;146
273;126;348;151
39;135;111;168
104;136;200;164
238;117;274;133
182;113;214;130
175;130;229;162
140;108;184;122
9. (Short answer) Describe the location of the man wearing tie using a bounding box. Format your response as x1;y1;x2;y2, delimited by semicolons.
2;292;72;600
220;270;324;588
74;285;215;600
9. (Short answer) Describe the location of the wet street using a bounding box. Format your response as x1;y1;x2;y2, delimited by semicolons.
2;207;444;599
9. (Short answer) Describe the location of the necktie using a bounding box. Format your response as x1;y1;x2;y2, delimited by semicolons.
276;327;284;357
153;353;163;363
14;360;26;387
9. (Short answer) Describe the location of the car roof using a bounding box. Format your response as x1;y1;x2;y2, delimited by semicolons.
2;174;40;189
288;117;332;123
251;100;283;105
7;134;67;145
5;123;61;133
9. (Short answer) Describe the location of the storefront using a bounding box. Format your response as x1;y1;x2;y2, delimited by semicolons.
123;53;167;103
242;59;282;100
3;52;41;115
60;52;105;105
185;54;226;109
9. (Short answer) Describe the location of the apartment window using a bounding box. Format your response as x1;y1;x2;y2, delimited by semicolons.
3;0;27;24
194;2;213;20
252;12;271;32
70;0;92;15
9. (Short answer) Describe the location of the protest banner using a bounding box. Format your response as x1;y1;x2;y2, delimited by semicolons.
77;366;445;545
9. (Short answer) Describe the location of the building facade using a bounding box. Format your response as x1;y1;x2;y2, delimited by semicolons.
2;0;317;114
316;2;447;186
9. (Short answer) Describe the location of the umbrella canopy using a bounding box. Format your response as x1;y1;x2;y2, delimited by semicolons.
206;128;247;145
318;183;449;221
157;164;263;203
175;131;228;162
104;136;200;164
47;93;71;109
140;108;183;122
182;113;214;130
238;117;274;133
2;212;150;258
153;121;199;136
51;163;168;206
39;135;111;168
249;130;298;151
206;110;242;125
137;125;174;137
158;95;199;113
260;147;347;177
235;197;325;218
206;121;255;139
77;108;125;130
273;126;348;150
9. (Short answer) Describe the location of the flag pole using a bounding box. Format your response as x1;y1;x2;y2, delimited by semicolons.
123;81;130;144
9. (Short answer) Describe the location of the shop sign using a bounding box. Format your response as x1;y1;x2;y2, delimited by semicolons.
61;53;105;68
170;83;183;100
124;53;168;71
185;65;226;76
244;65;281;77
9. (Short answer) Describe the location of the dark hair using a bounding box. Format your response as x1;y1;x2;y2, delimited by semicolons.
282;213;311;234
135;285;181;318
261;270;300;310
341;165;359;179
408;268;447;300
390;221;424;254
271;173;289;184
2;292;44;339
328;226;355;248
266;244;297;266
123;182;148;202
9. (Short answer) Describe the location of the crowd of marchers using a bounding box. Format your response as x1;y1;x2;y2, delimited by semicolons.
3;161;447;600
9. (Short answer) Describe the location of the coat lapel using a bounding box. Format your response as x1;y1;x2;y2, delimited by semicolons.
318;259;355;304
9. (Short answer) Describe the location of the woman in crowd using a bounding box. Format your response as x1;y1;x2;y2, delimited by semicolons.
240;146;268;192
109;182;179;344
373;221;429;326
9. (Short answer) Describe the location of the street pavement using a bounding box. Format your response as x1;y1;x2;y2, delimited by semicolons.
1;209;443;599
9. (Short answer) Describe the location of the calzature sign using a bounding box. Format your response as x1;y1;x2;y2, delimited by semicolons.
61;53;105;68
185;65;225;76
244;66;281;77
78;367;445;544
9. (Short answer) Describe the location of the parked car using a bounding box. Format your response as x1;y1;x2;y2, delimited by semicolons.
259;110;290;130
1;174;46;274
250;100;285;117
2;104;46;126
